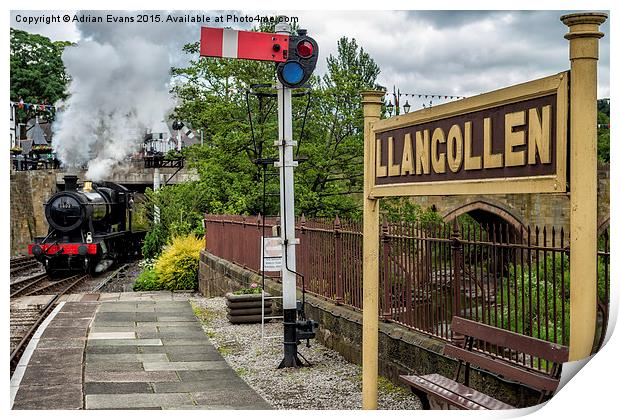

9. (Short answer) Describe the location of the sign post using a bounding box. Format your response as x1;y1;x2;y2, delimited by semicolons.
361;90;384;409
561;12;608;360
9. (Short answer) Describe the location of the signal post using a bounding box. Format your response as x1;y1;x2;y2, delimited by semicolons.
200;22;319;368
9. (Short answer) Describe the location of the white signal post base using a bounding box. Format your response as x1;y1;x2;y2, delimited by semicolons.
275;22;302;369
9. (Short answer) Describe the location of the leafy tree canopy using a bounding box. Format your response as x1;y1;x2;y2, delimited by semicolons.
167;29;382;222
10;28;71;122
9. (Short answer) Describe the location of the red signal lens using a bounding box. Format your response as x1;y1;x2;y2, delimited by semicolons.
297;40;313;58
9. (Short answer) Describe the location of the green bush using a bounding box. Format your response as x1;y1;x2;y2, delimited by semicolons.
154;235;203;291
491;255;570;345
133;267;160;291
142;224;168;260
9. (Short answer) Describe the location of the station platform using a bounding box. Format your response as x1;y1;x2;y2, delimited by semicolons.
11;291;271;410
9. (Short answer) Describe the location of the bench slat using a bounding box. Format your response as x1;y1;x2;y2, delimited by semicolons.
451;317;568;363
444;344;560;392
400;374;514;410
423;374;514;410
400;375;485;410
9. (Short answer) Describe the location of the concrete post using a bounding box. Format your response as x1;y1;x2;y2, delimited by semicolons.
561;12;607;360
361;90;384;409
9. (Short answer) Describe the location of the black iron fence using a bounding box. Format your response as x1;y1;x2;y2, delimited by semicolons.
204;214;611;370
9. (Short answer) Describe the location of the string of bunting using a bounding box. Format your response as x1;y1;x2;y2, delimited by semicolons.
10;99;55;112
388;91;467;101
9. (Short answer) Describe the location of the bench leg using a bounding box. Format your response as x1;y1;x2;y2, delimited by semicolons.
409;387;431;410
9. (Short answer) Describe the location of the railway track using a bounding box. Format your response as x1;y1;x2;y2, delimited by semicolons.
9;274;90;377
10;256;42;275
10;273;49;298
11;273;90;299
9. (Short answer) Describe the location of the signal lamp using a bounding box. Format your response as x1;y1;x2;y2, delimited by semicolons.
296;40;313;58
281;62;304;85
276;30;319;88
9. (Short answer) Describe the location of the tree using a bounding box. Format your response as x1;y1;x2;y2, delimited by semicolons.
597;99;610;163
296;37;381;218
142;29;384;255
10;28;71;125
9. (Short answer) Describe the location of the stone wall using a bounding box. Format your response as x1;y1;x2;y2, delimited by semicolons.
10;170;57;255
408;164;610;232
199;250;542;407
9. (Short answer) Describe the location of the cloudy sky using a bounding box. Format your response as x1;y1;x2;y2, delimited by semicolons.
10;9;610;111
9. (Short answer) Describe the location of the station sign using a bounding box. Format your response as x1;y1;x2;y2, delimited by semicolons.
369;72;568;197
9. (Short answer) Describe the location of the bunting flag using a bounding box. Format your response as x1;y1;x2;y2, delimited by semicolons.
390;91;467;101
10;100;55;112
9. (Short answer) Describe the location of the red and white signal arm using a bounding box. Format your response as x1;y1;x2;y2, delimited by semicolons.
200;27;289;62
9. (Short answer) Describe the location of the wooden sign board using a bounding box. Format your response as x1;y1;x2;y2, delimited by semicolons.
369;72;568;197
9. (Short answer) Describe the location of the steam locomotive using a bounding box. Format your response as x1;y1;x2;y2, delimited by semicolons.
28;175;145;274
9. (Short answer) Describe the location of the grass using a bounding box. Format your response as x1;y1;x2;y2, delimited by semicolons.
191;304;216;325
353;374;410;396
219;345;234;356
377;376;410;396
235;367;249;376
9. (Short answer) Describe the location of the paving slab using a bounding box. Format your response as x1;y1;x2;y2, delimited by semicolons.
35;337;85;349
90;326;153;333
143;360;230;371
138;345;218;354
177;369;243;382
86;353;169;363
85;345;140;354
86;392;194;409
166;352;224;362
152;379;246;393
137;330;208;339
85;362;145;372
84;382;154;395
88;332;137;340
87;338;163;346
41;326;89;339
20;364;83;386
161;338;211;346
192;389;271;409
12;384;83;410
84;370;180;383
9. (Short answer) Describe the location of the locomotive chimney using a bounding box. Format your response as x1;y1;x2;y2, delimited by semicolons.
64;174;78;192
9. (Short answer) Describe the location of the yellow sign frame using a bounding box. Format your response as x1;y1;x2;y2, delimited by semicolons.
368;71;569;198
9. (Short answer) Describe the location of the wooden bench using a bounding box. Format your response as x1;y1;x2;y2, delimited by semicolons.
400;316;569;410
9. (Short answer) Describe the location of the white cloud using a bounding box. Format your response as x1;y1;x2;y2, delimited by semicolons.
10;9;610;104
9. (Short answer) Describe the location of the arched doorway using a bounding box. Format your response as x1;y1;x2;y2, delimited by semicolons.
442;200;526;241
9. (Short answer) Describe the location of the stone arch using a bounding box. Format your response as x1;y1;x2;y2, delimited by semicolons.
598;217;610;235
442;199;527;237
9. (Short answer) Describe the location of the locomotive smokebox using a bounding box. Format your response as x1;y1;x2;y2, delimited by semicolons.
64;174;78;191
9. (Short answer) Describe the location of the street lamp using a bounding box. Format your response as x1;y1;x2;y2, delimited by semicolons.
403;100;411;114
386;101;394;116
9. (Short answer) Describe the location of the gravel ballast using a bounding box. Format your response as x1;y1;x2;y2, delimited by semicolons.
189;295;422;410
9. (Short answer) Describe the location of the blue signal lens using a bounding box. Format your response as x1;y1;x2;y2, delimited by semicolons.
281;62;304;85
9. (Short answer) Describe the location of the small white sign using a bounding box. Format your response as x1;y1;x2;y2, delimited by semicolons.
261;236;282;271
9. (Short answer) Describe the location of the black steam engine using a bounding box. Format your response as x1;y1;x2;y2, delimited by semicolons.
29;175;145;274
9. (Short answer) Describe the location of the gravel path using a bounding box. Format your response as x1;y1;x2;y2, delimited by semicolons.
189;296;422;410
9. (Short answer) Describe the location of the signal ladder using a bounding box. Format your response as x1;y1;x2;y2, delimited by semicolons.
261;290;283;340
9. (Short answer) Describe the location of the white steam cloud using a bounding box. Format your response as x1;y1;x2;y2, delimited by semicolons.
53;29;174;181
